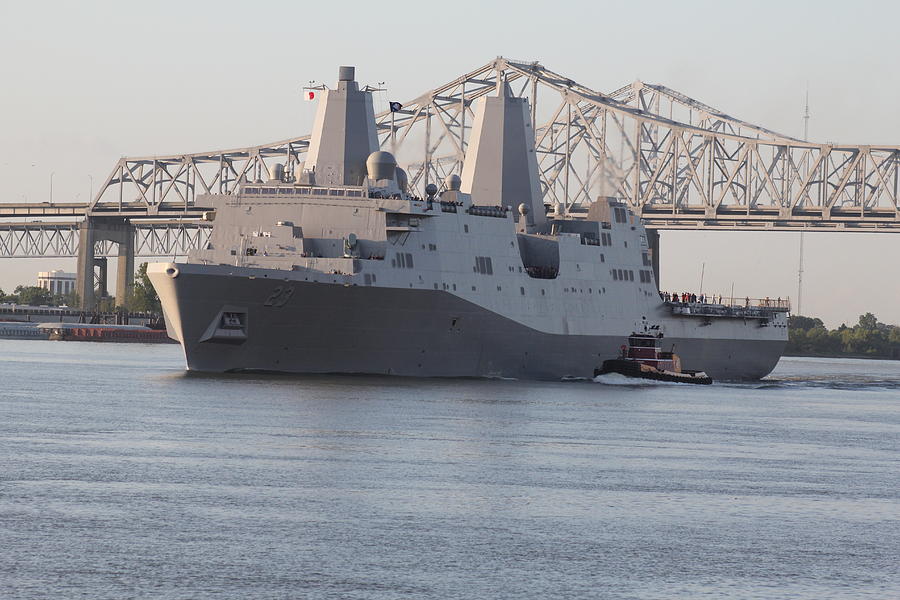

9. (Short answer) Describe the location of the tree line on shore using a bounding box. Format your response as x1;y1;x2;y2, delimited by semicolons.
0;263;161;313
788;313;900;359
0;285;68;307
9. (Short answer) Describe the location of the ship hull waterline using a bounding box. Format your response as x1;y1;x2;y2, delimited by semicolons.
150;264;785;382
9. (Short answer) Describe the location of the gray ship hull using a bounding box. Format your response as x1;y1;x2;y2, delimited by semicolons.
151;264;784;381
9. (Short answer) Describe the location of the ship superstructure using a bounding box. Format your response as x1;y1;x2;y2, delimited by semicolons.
148;66;788;380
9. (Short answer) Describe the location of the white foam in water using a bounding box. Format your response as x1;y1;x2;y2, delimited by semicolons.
592;373;683;386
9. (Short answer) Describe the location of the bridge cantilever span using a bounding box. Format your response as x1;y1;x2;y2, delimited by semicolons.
80;57;898;231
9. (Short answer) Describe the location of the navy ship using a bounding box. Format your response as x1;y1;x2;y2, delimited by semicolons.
148;66;788;380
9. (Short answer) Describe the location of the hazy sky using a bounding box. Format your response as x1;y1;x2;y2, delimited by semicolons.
1;0;898;327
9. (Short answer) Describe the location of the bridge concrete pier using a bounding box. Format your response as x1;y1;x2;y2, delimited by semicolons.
76;217;135;310
94;257;108;299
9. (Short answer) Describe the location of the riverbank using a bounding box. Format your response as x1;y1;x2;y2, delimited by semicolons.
788;313;900;361
784;350;900;361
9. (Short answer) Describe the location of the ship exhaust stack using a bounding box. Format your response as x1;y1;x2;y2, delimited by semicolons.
304;66;378;186
460;82;547;228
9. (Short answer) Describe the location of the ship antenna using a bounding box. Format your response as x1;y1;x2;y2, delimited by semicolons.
698;262;705;295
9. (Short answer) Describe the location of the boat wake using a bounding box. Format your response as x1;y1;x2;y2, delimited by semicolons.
592;373;685;386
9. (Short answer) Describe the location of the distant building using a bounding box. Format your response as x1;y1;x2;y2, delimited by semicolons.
37;270;76;296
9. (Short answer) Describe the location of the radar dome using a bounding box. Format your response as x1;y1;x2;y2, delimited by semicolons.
366;151;397;181
444;174;461;191
425;183;438;198
518;203;529;216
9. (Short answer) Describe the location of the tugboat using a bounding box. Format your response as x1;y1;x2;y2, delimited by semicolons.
594;333;713;385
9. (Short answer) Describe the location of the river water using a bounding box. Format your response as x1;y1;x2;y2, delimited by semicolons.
1;340;898;599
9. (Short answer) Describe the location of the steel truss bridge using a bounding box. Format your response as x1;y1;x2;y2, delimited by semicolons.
0;221;209;259
0;202;210;258
3;56;900;259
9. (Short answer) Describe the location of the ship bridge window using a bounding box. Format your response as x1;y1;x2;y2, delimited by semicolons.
346;190;362;197
614;207;627;223
243;188;259;195
394;252;414;268
474;256;493;275
312;187;328;195
296;187;309;194
329;189;343;196
278;188;293;195
262;188;276;195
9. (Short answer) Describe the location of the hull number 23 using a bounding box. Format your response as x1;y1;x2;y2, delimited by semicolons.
264;286;295;307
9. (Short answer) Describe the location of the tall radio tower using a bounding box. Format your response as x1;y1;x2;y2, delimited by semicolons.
803;88;810;141
797;87;810;316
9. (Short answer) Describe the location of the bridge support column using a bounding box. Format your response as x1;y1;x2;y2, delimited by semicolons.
95;257;108;299
116;228;134;309
76;221;96;310
646;228;660;289
76;217;136;310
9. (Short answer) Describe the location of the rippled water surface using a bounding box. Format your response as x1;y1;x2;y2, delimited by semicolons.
1;341;898;599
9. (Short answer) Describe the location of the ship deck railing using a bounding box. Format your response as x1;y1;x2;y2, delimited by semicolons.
666;297;790;319
241;184;366;198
